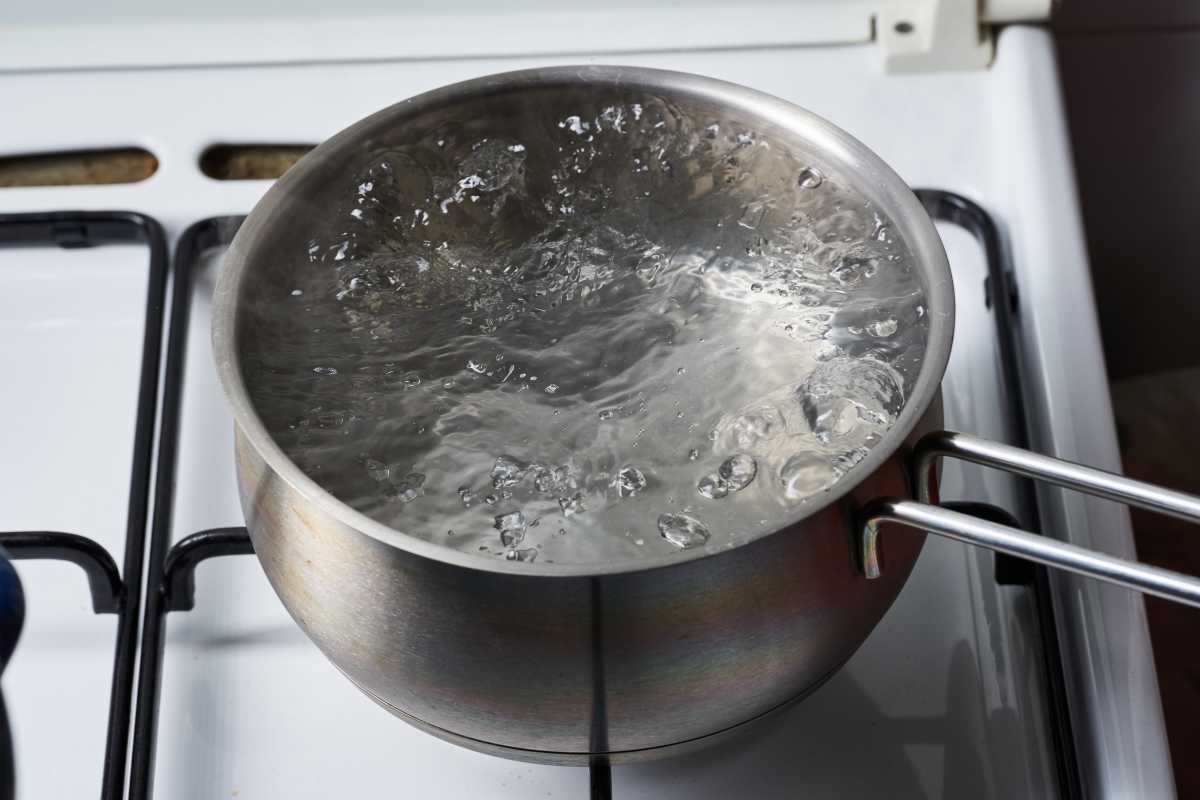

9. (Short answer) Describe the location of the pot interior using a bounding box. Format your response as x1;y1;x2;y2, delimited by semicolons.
222;67;953;571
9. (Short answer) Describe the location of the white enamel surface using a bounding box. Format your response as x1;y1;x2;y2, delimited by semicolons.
987;32;1174;799
0;1;872;72
0;24;1166;798
0;245;146;798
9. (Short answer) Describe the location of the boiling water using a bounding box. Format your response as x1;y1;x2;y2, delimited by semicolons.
242;94;929;565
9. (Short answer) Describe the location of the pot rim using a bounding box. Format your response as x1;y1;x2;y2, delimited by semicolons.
212;64;954;578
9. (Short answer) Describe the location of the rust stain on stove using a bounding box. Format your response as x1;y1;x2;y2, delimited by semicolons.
0;147;158;187
199;144;315;180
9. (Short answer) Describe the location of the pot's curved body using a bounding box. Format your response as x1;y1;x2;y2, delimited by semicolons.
215;66;955;763
234;402;936;762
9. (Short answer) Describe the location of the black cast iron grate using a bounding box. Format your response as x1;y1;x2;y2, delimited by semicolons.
0;211;168;800
124;193;1080;800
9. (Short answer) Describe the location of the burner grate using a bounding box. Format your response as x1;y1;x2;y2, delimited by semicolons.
124;194;1080;800
0;211;168;800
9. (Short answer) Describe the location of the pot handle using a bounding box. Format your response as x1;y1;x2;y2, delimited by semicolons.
860;430;1200;609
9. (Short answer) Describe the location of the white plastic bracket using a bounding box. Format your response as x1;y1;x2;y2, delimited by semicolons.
879;0;1052;73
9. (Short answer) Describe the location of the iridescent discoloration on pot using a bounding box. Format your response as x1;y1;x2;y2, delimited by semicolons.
215;66;954;763
232;415;936;762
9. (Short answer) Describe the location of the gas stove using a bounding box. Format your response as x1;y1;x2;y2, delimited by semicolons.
0;10;1173;799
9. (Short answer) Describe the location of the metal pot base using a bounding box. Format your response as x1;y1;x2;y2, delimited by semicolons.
350;663;844;766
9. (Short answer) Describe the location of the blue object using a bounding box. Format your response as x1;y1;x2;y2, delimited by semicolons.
0;552;24;670
0;549;25;800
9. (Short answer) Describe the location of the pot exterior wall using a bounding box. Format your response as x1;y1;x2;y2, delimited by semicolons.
234;397;939;762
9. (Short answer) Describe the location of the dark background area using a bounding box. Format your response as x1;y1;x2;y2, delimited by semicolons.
1055;0;1200;380
1055;3;1200;796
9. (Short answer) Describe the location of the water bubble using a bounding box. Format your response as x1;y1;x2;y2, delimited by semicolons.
719;454;758;492
697;474;728;500
780;454;842;500
676;367;686;375
797;167;824;189
832;446;871;472
484;494;498;505
658;513;711;549
750;283;764;293
314;411;346;429
729;407;782;450
534;465;569;494
616;466;647;497
598;409;615;420
559;115;588;135
867;318;898;337
558;493;586;516
505;547;538;562
290;289;303;296
386;472;426;503
401;371;421;388
544;384;560;395
491;455;529;489
312;366;338;376
457;486;475;508
494;511;527;546
687;448;699;461
871;216;889;241
797;357;904;444
364;458;389;482
831;256;879;287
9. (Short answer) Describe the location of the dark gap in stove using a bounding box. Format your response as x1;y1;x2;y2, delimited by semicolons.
939;503;1037;586
199;144;315;180
0;148;158;187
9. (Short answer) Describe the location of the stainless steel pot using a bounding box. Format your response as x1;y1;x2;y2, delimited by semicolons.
212;66;1200;764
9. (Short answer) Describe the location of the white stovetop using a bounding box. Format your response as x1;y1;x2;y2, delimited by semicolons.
0;25;1168;799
